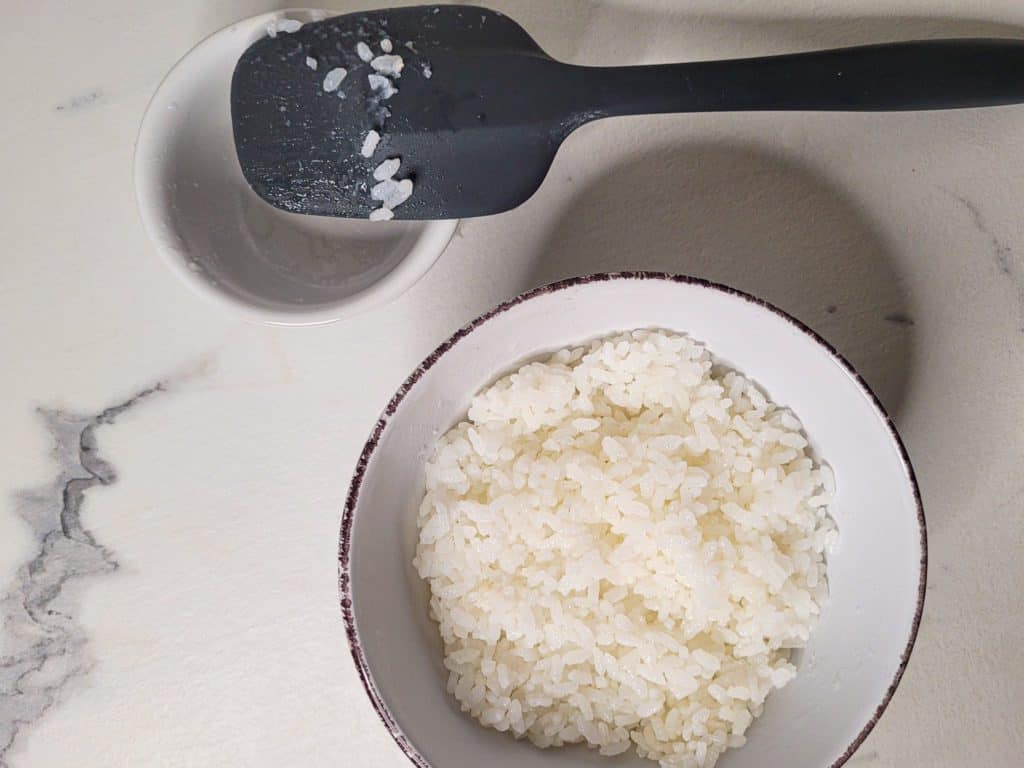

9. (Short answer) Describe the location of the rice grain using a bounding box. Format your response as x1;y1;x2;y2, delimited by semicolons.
415;330;836;768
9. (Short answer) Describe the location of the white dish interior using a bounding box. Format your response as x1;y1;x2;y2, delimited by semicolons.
134;9;457;325
342;274;924;768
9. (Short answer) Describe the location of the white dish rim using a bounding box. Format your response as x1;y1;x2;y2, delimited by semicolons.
133;9;459;327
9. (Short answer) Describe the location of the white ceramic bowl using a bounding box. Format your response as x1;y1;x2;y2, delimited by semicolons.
134;9;457;325
340;273;926;768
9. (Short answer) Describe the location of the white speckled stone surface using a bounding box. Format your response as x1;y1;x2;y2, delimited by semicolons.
1;1;1022;766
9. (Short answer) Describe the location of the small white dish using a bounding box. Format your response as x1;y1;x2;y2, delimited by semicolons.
340;273;925;768
134;9;457;326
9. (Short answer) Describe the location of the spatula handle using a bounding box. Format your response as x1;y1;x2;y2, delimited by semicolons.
584;38;1024;115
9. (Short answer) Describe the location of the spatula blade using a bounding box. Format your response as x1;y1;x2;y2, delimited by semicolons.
231;5;570;220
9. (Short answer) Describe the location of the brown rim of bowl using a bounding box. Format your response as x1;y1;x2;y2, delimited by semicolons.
338;271;927;768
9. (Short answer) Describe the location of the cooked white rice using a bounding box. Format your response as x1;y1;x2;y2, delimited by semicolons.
368;74;398;100
266;18;302;37
322;67;347;92
371;178;413;209
371;54;405;77
373;158;401;181
356;41;374;62
415;330;837;768
360;130;380;158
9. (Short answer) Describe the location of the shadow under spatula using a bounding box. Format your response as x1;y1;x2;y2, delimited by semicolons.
526;142;914;419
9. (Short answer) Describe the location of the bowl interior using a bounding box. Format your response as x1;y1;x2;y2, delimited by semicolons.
345;275;923;768
135;10;455;323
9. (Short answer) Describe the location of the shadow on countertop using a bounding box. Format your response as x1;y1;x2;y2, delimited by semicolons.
523;142;916;420
470;1;1024;64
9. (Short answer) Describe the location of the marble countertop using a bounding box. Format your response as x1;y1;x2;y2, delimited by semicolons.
2;1;1023;765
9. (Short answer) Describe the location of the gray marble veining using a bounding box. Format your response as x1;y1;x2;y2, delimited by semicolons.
883;312;916;327
949;192;1024;331
0;386;162;767
54;90;102;112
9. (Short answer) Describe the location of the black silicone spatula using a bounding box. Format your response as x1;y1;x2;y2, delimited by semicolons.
232;5;1024;220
